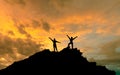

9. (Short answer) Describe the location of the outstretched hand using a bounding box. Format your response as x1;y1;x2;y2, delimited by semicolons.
48;37;51;39
66;35;68;36
75;36;78;38
57;41;61;43
49;37;52;41
66;35;70;39
73;36;78;40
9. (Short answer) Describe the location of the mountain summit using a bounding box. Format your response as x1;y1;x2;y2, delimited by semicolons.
0;47;116;75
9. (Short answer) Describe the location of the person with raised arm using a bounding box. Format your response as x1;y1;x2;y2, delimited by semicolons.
49;37;60;52
66;35;78;49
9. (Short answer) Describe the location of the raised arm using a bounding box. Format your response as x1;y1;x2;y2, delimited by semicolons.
49;37;53;41
66;35;70;39
56;41;61;43
73;36;78;40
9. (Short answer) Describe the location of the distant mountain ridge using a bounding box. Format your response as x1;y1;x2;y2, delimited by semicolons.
0;47;116;75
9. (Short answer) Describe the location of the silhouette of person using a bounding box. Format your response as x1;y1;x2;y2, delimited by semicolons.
66;35;78;49
49;37;60;52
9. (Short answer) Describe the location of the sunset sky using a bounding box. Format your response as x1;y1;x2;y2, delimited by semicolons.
0;0;120;74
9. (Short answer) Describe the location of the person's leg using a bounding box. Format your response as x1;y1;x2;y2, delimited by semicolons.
72;43;73;49
68;42;71;48
54;47;55;52
53;45;55;52
56;46;58;52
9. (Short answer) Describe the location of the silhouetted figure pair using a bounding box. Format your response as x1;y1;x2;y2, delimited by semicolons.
49;37;60;52
49;35;78;51
66;35;78;49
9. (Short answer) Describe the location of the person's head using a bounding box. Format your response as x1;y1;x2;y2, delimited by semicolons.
71;37;73;39
54;38;56;40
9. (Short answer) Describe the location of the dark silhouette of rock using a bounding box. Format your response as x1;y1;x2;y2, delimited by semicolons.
0;47;116;75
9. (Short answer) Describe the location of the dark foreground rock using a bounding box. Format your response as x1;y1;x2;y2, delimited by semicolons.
0;47;116;75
